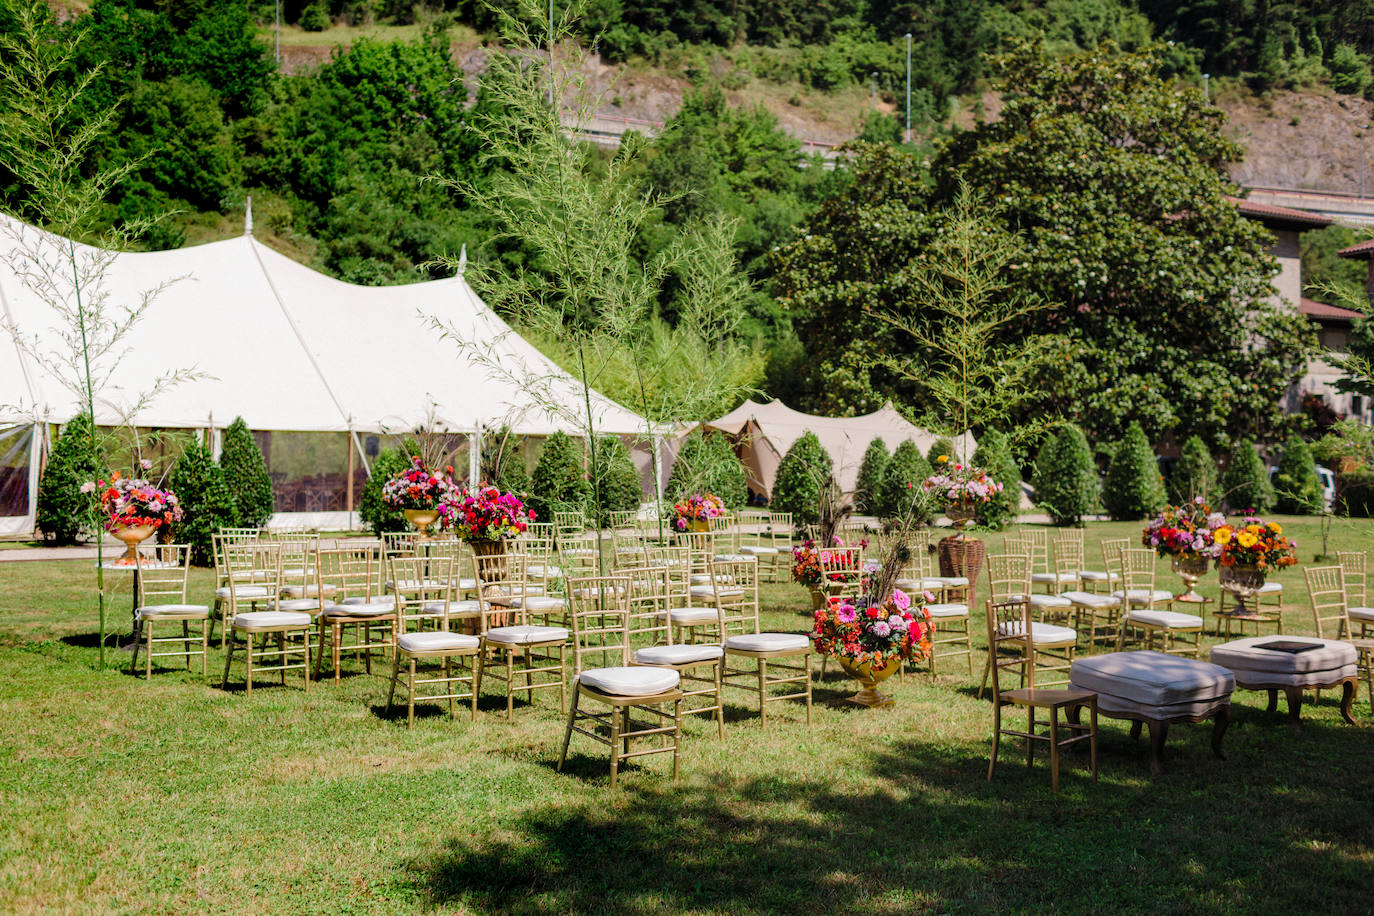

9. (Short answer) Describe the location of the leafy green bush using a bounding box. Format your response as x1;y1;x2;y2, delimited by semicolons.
218;417;273;528
926;437;957;467
1103;422;1167;520
299;2;330;32
358;440;417;536
971;428;1020;529
1170;435;1217;503
771;431;832;526
1338;466;1374;517
528;432;590;523
878;440;933;522
169;442;237;566
854;438;889;514
666;431;747;508
1273;435;1323;514
495;449;529;497
590;436;642;526
1221;439;1275;514
1031;424;1100;526
36;414;101;545
1330;43;1371;95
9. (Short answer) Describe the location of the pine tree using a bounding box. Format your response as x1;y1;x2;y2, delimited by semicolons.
359;442;414;536
854;438;889;515
703;432;747;508
35;414;101;545
1031;424;1100;526
771;431;832;526
528;432;590;522
878;440;933;522
1102;422;1167;521
926;437;957;467
1171;435;1217;504
218;417;274;528
169;442;238;566
971;428;1020;529
1221;439;1275;514
590;436;642;525
1273;435;1323;514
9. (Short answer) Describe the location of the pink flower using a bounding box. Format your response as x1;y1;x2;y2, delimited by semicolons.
836;604;857;623
80;481;96;494
891;588;910;611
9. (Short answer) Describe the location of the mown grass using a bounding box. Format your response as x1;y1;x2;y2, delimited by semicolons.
0;518;1371;914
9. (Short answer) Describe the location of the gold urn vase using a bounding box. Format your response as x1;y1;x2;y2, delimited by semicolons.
837;657;899;708
1219;563;1267;615
1171;555;1211;603
403;508;440;539
111;524;157;563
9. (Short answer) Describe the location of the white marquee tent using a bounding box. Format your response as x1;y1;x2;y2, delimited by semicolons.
701;399;976;500
0;216;652;535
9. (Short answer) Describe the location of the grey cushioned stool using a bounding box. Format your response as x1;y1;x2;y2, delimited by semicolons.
1070;650;1234;774
1209;636;1359;730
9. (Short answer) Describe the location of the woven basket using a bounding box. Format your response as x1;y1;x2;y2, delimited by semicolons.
938;535;986;609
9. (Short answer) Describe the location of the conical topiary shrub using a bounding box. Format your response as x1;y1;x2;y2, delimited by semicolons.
36;413;102;545
1273;435;1323;514
1031;424;1100;526
702;432;748;508
529;432;590;522
854;437;889;515
665;431;710;502
359;441;416;536
1170;435;1217;504
1103;422;1167;521
218;417;274;528
926;437;957;468
591;436;642;525
169;441;238;566
878;440;934;522
1221;439;1274;514
771;430;832;526
972;428;1020;530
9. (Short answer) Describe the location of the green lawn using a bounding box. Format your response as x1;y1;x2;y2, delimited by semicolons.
0;518;1371;913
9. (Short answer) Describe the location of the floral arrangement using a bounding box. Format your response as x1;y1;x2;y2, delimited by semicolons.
381;456;460;513
82;470;183;532
1215;517;1298;571
922;457;1003;511
810;588;932;672
443;485;534;541
672;492;725;532
791;537;867;588
1142;498;1227;561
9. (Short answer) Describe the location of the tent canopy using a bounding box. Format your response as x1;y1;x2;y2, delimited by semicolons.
0;216;648;437
703;399;976;499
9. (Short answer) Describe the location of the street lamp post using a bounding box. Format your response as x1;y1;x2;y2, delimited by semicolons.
905;33;912;143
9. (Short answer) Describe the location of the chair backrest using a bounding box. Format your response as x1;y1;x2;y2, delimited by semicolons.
622;564;672;642
707;557;757;638
387;552;456;633
558;533;602;578
679;531;716;576
524;521;556;542
566;574;633;673
554;509;585;539
1002;536;1033;560
316;543;380;606
1120;548;1159;606
1100;538;1129;581
766;512;794;549
607;509;637;531
709;514;741;553
1022;528;1050;574
1304;565;1350;640
1052;537;1085;578
1337;550;1367;606
136;544;191;606
223;540;282;615
474;551;529;625
985;553;1032;602
985;596;1036;701
381;531;418;557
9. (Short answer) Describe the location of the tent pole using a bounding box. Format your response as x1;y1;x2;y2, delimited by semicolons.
346;431;356;519
468;427;481;486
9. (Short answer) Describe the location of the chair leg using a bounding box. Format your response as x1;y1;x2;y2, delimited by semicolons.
506;652;515;722
988;704;1001;781
245;637;254;698
1025;708;1035;768
386;650;401;717
1049;706;1061;794
445;657;454;719
200;620;208;677
804;653;812;726
182;621;191;670
1089;701;1099;781
406;658;417;729
978;653;991;700
130;622;142;677
757;659;767;727
714;661;725;739
471;651;483;722
146;622;155;679
672;699;682;782
221;631;236;689
608;702;621;791
557;689;579;772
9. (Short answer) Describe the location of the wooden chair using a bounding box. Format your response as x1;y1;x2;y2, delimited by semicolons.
985;596;1098;794
314;544;398;684
385;552;484;726
900;532;973;676
554;509;586;540
979;553;1078;696
1337;551;1374;636
479;552;569;721
381;531;418;557
629;564;726;738
1305;565;1374;710
558;574;683;789
130;544;209;679
1115;548;1202;657
819;545;863;601
1033;532;1082;594
1057;540;1123;655
718;557;813;726
211;533;274;647
650;545;719;644
221;541;312;696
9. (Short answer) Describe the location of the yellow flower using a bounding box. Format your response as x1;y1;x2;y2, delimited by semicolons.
937;455;948;464
1213;527;1233;545
1268;522;1282;534
1245;524;1263;535
1236;532;1259;548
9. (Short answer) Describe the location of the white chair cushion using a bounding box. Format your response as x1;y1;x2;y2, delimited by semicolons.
216;585;267;599
665;607;719;625
1026;594;1072;610
341;595;396;610
385;579;443;592
275;598;320;613
233;611;312;630
450;578;479;591
1348;606;1374;622
1110;589;1175;606
281;584;337;598
1257;581;1283;594
713;553;756;564
725;632;810;653
934;576;970;587
485;625;569;645
1210;636;1356;674
738;545;779;556
926;603;969;618
527;565;562;578
995;620;1077;645
1061;590;1121;609
1031;572;1078;585
1126;609;1203;629
1078;570;1118;582
421;599;482;617
689;584;744;599
397;631;479;653
579;665;680;696
323;602;394;619
136;603;209;619
1071;651;1234;706
510;596;567;611
634;644;725;665
571;585;627;598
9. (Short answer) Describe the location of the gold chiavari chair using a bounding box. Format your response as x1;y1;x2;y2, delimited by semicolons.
558;574;683;789
1034;532;1082;594
211;532;273;647
221;540;312;696
130;544;209;679
384;551;484;725
628;563;725;737
1114;548;1201;656
314;543;398;684
985;595;1098;794
717;557;813;726
1305;565;1374;709
978;553;1078;697
554;509;586;541
1337;550;1374;636
479;552;569;720
1002;536;1073;626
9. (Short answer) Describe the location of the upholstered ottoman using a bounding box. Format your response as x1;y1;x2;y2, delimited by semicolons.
1069;651;1234;774
1209;636;1359;730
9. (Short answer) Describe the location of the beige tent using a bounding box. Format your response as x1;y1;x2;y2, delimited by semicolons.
701;399;976;500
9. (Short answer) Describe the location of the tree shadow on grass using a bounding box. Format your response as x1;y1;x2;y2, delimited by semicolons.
400;722;1374;914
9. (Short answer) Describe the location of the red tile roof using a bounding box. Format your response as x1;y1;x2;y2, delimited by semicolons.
1300;298;1366;321
1337;238;1374;260
1227;196;1334;229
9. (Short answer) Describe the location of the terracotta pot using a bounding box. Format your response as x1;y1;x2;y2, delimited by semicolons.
111;524;157;563
938;535;985;609
837;657;899;707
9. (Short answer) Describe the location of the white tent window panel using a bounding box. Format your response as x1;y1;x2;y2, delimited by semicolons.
0;424;33;519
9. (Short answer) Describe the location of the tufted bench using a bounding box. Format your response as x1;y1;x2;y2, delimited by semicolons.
1070;651;1234;774
1209;636;1359;730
